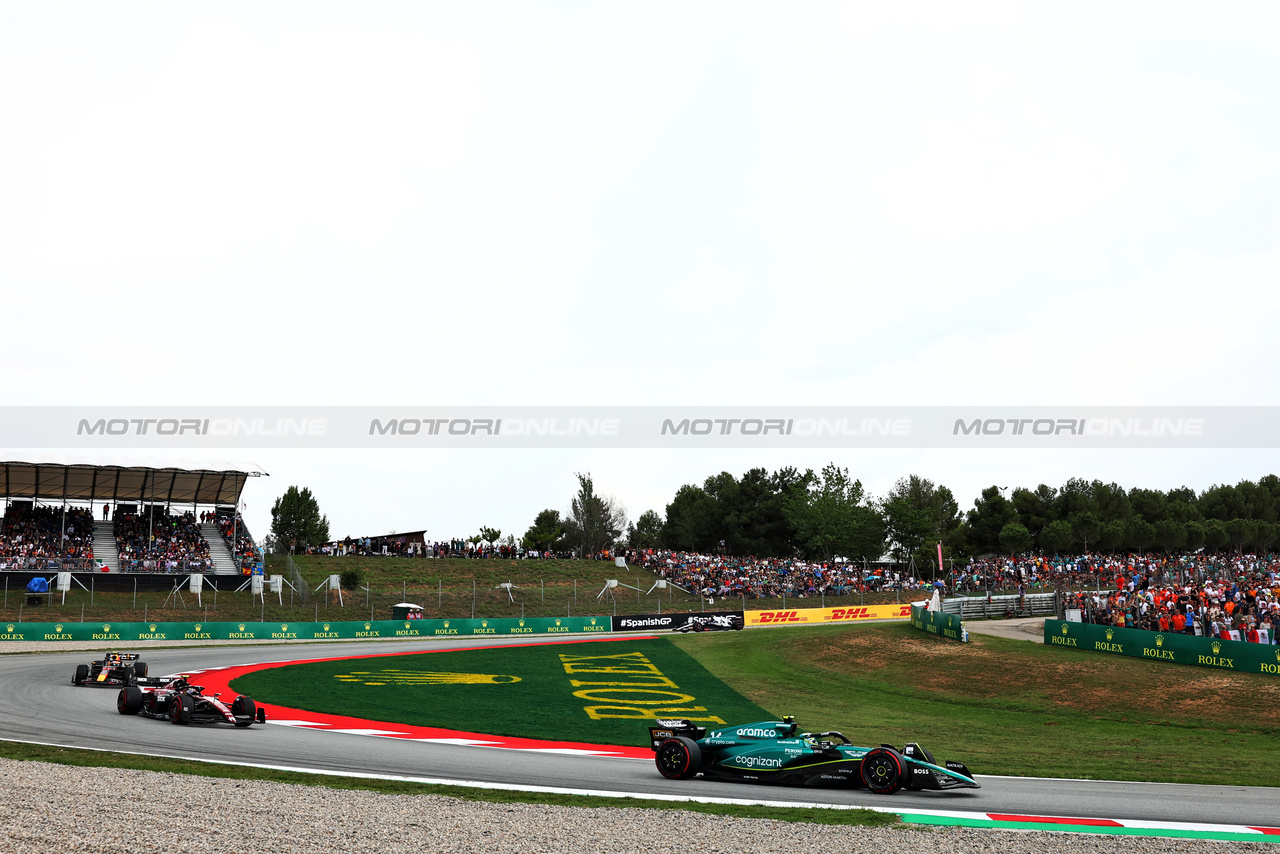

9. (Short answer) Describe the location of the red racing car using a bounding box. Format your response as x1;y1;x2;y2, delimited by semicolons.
117;675;266;727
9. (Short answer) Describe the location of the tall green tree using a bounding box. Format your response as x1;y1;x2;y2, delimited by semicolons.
881;475;961;563
269;485;330;554
998;522;1032;555
784;463;885;562
1226;518;1256;553
522;509;566;552
662;484;714;551
625;509;664;551
1010;484;1057;541
1203;518;1229;551
966;486;1017;554
1069;511;1101;552
564;472;626;557
1153;519;1186;554
1126;517;1155;554
1039;520;1074;554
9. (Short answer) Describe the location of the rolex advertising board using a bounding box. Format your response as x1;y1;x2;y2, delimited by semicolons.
909;604;968;642
1;617;616;642
1044;619;1280;677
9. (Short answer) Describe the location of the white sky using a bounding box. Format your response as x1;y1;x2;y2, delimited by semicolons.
4;3;1280;542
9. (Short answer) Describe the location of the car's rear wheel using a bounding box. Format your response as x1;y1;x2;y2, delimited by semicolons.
169;694;192;725
117;687;144;715
133;662;148;678
231;696;256;727
861;748;903;794
73;664;89;685
655;737;702;780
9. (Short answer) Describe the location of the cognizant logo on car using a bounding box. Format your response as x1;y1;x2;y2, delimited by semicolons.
732;755;783;768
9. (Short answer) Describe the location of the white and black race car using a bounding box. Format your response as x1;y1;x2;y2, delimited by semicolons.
117;675;265;727
673;614;745;632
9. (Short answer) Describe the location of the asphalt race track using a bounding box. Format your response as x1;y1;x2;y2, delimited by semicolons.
3;638;1275;827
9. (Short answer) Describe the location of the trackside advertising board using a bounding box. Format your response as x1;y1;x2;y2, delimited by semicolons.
909;604;968;642
1043;619;1280;677
0;616;612;642
610;611;744;632
745;603;912;627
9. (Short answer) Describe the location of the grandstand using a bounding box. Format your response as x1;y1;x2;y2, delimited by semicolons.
0;458;266;584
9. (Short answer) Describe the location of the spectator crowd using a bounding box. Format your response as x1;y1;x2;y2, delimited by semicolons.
635;549;923;600
114;509;213;573
0;504;96;571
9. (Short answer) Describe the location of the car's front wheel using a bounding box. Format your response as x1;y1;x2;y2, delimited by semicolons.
169;694;192;725
73;664;89;685
231;696;256;727
860;747;903;794
655;737;702;780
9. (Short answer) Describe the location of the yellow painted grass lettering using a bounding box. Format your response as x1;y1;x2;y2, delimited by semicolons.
559;651;725;724
333;669;521;686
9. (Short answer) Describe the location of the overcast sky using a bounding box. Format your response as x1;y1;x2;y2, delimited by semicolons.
4;3;1280;543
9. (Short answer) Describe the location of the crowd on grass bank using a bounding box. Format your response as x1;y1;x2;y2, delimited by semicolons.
637;549;928;600
0;504;96;571
313;537;578;560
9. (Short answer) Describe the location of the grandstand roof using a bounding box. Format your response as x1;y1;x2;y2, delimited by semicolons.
0;457;266;506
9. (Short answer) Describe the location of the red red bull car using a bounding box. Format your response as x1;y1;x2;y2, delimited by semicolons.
117;676;265;727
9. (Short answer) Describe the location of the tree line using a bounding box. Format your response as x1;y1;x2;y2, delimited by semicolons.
267;471;1280;564
522;470;1280;565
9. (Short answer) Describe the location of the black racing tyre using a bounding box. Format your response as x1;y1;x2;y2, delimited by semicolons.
231;696;256;727
169;694;192;725
133;662;148;678
117;665;134;684
861;747;904;794
74;664;89;685
117;687;144;716
655;736;702;780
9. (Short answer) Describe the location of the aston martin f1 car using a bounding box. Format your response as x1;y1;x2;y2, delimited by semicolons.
673;614;744;632
73;652;151;687
117;676;266;727
650;716;979;794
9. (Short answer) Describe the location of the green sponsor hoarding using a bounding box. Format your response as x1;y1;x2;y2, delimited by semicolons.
909;605;968;642
1044;619;1280;677
0;616;615;643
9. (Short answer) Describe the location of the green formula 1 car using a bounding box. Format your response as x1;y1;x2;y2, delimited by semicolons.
650;716;979;794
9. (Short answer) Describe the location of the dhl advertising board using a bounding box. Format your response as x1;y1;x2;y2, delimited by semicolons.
0;616;613;642
745;603;912;627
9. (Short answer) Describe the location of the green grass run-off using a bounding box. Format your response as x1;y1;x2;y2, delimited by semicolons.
230;637;773;747
672;622;1280;787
